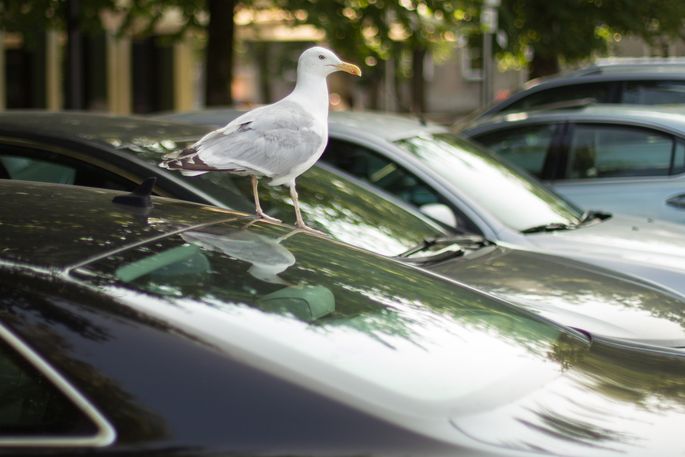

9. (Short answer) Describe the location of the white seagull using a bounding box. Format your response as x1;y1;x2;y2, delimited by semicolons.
159;47;361;231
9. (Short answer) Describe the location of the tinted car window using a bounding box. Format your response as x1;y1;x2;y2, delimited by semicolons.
567;125;673;179
323;139;445;207
0;330;98;438
473;124;557;178
0;150;135;191
622;81;685;104
505;82;613;112
322;139;480;233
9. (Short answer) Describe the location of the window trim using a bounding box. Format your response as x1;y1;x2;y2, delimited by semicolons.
0;323;116;447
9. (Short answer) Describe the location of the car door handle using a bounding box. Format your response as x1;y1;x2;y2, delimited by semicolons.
666;193;685;209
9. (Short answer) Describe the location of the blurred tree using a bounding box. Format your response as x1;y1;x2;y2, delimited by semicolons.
493;0;685;78
118;0;246;106
277;0;464;113
0;0;116;108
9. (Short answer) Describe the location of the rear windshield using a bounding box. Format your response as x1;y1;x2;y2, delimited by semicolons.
75;222;588;406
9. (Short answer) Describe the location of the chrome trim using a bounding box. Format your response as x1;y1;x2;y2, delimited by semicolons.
0;324;116;447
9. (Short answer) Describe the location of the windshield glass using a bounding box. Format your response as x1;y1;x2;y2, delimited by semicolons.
395;134;583;232
76;222;588;406
123;140;448;257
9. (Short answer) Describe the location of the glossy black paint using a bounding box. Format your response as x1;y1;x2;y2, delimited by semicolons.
4;181;685;456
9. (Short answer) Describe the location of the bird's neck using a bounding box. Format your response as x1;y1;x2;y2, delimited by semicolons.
289;73;330;121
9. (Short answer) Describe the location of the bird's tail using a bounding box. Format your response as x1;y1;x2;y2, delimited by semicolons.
159;146;209;176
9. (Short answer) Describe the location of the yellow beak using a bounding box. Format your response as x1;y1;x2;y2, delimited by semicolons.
335;61;362;77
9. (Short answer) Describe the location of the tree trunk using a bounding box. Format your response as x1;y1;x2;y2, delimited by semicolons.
65;0;84;109
529;52;559;79
205;0;235;106
410;47;426;114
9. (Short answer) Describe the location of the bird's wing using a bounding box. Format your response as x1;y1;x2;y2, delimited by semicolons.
162;101;325;177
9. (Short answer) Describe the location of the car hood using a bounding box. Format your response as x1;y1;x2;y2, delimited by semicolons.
427;246;685;346
451;336;685;457
521;214;685;296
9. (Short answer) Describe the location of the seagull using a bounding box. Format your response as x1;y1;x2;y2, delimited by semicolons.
159;46;361;231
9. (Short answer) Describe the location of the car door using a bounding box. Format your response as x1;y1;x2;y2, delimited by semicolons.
553;122;685;224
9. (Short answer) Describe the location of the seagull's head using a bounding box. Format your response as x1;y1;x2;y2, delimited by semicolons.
298;47;362;78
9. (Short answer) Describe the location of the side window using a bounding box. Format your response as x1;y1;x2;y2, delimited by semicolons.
622;81;685;105
0;327;107;443
0;149;136;191
322;140;481;233
323;140;443;208
506;82;613;112
472;124;557;178
567;124;673;179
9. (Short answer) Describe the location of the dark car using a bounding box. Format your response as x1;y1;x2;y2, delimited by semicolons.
475;60;685;118
3;111;685;347
3;179;685;456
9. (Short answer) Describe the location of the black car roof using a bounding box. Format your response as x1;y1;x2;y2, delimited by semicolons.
0;111;212;148
0;180;249;270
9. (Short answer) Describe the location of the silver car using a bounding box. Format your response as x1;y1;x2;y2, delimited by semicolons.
459;104;685;225
162;109;685;298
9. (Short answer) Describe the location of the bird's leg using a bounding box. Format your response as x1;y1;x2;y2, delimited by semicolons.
252;176;281;223
290;183;324;235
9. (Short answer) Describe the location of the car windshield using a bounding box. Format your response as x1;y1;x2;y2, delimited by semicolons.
75;222;588;407
395;134;584;232
121;140;448;257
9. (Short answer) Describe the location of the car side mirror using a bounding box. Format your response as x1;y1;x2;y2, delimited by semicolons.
419;203;457;227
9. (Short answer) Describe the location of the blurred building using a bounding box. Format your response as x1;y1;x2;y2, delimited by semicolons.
2;11;685;121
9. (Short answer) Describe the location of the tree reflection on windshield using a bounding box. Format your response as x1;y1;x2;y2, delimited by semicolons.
78;220;588;405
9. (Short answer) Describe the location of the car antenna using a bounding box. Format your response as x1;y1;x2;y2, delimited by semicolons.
112;177;156;208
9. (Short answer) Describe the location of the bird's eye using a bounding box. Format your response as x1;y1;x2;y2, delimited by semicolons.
318;55;325;60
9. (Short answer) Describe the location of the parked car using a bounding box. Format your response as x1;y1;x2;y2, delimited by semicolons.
4;179;685;456
458;104;685;224
157;109;685;298
474;59;685;118
3;111;685;346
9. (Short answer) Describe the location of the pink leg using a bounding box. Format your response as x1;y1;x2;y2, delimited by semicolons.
252;176;281;223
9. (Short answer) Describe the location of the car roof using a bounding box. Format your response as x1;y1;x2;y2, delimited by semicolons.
156;109;446;142
329;111;446;141
477;66;685;117
0;111;212;148
462;103;685;136
566;58;685;76
0;180;249;270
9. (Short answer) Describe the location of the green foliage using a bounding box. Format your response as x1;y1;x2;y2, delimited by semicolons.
276;1;465;72
0;0;116;38
489;0;685;75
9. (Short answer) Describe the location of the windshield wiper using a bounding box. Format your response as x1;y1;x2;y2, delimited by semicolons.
521;222;576;234
579;210;612;225
523;210;612;234
395;234;491;265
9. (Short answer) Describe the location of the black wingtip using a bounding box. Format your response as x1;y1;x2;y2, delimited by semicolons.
112;177;156;208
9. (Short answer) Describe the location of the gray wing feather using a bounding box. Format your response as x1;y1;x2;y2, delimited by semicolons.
193;101;324;177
